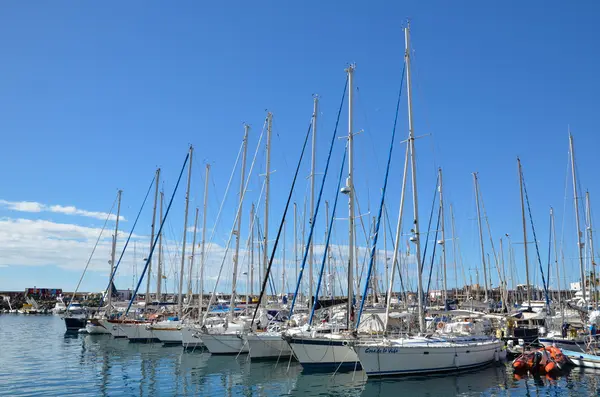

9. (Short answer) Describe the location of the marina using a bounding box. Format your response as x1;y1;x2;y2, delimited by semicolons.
3;2;600;396
2;314;600;396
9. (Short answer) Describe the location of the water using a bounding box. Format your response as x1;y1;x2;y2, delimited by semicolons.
1;315;599;396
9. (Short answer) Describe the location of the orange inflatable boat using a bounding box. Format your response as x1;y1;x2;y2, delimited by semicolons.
512;346;569;375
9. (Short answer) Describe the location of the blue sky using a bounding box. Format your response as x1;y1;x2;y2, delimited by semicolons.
1;1;600;297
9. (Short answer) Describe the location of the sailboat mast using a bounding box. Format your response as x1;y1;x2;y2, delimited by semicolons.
199;164;209;319
438;168;447;304
345;64;356;330
473;173;489;302
146;168;160;307
250;203;255;298
309;96;318;308
569;134;586;303
586;192;596;305
178;145;193;317
229;126;249;320
107;190;122;311
157;191;164;300
450;204;459;300
188;208;199;310
263;114;272;303
550;207;561;307
282;220;286;301
294;202;298;294
517;158;532;307
404;23;425;333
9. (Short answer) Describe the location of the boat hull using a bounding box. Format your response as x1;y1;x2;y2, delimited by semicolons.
287;337;360;371
562;349;600;369
181;326;204;349
354;338;504;377
85;319;111;334
64;316;87;331
150;327;183;345
202;333;248;355
539;337;586;353
121;322;160;343
246;332;292;359
100;319;129;338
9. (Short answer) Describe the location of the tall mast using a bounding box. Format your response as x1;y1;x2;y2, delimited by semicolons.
157;191;164;300
229;126;249;320
383;204;389;296
250;203;255;298
263;113;272;304
199;164;210;319
569;134;586;303
438;168;447;305
107;190;122;311
246;205;253;305
188;208;199;309
586;192;596;305
282;220;286;301
325;200;333;298
500;237;506;307
309;96;318;308
517;158;531;307
294;202;298;294
178;145;193;317
345;64;356;330
473;173;489;302
550;207;561;307
450;204;458;300
146;168;160;307
404;23;425;333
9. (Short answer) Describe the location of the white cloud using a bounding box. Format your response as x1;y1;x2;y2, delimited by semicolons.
0;200;125;222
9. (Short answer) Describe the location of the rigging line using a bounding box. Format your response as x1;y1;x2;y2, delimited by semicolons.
425;205;442;306
383;202;407;302
206;136;247;252
560;150;570;293
357;60;407;326
289;76;348;316
99;175;156;308
478;184;504;288
309;146;347;325
125;151;190;315
202;119;267;321
420;174;439;276
250;116;313;325
521;169;550;311
67;194;118;312
547;209;553;292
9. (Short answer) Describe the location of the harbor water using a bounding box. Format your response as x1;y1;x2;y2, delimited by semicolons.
1;315;600;396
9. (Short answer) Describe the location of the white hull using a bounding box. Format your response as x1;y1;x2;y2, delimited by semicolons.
120;322;159;343
245;332;291;359
563;349;600;369
150;327;183;345
287;335;359;371
100;319;131;338
354;337;504;377
202;333;248;355
181;325;204;349
86;323;111;335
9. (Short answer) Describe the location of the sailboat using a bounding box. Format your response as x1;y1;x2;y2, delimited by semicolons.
149;146;195;346
285;64;360;371
201;124;252;355
352;23;503;377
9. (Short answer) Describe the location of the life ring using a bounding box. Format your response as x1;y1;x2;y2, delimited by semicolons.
437;321;445;330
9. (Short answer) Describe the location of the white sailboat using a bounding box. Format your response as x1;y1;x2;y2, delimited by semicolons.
202;124;252;355
286;64;359;371
353;23;503;377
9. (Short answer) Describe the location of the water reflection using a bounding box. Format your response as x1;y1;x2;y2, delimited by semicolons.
4;315;600;396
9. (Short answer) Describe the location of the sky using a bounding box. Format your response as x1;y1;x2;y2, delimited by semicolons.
1;1;600;298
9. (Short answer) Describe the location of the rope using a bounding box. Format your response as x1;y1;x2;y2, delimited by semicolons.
289;76;348;316
66;195;117;312
203;120;266;323
309;147;347;325
355;60;406;327
425;205;441;305
520;167;550;311
98;175;156;309
125;151;190;315
251;117;313;325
